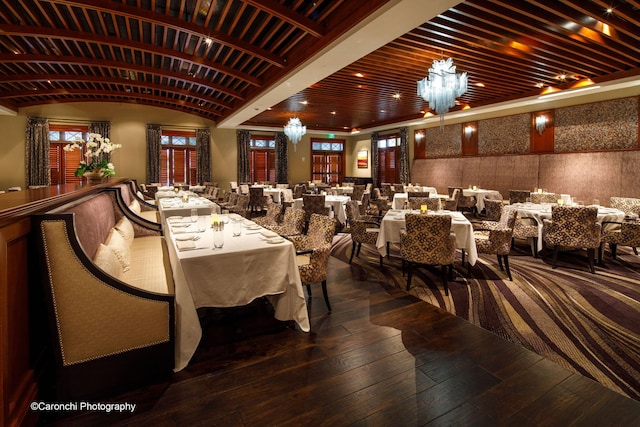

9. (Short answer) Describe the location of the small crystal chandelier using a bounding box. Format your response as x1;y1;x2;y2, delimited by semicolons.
284;117;306;151
417;57;468;129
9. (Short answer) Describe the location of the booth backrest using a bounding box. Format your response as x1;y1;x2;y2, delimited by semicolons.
66;193;116;259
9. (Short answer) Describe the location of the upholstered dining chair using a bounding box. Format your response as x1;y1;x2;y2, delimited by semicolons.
609;196;640;216
218;192;238;209
450;187;477;214
408;196;441;211
253;203;283;227
281;188;294;208
531;192;559;204
293;184;306;199
473;207;518;280
599;220;640;264
407;191;431;198
248;187;267;214
481;199;504;223
512;215;540;258
229;194;250;218
393;183;405;194
400;214;457;295
542;205;601;273
292;214;336;312
352;185;366;203
345;201;382;267
302;194;330;227
267;207;305;238
443;188;460;211
509;190;530;204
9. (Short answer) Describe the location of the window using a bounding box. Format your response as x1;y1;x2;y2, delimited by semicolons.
49;127;89;185
161;131;197;185
377;133;400;184
249;135;276;183
311;139;345;184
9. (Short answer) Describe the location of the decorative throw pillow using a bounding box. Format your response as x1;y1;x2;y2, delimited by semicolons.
129;198;141;214
114;216;135;247
93;244;123;279
105;228;131;272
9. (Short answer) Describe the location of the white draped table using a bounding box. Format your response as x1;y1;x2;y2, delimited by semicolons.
376;209;478;266
293;195;351;224
165;214;310;371
462;188;502;212
157;196;216;224
392;191;440;210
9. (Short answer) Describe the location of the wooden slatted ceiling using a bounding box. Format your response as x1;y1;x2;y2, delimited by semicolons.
0;0;639;132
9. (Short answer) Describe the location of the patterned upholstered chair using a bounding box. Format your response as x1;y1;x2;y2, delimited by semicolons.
450;187;477;214
408;197;441;211
359;191;370;216
393;183;405;194
609;197;640;216
482;198;504;222
370;188;391;216
400;214;457;294
238;183;250;195
218;192;238;209
345;201;382;266
352;185;366;203
248;187;267;214
509;190;530;204
229;194;250;218
530;192;559;204
253;203;283;227
281;188;294;208
512;215;539;257
542;206;601;273
407;191;431;199
381;183;393;200
292;214;336;312
443;188;460;211
599;220;640;264
267;207;305;238
293;184;306;199
302;194;330;228
473;207;518;280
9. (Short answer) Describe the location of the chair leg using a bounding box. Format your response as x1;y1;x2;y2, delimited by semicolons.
441;265;449;296
611;243;618;259
406;262;413;291
379;255;383;268
461;249;466;266
634;247;638;256
504;255;512;280
552;246;559;269
531;238;538;258
497;255;504;271
306;284;312;297
321;280;331;312
598;242;606;266
356;243;362;257
587;248;596;274
349;241;356;264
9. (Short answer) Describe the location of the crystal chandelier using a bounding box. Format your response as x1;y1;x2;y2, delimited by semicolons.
417;57;468;129
284;117;306;152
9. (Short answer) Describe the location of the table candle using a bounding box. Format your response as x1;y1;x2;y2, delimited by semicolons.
538;188;543;193
421;204;427;214
557;199;564;205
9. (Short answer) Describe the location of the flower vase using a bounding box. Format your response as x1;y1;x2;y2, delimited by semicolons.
83;169;105;183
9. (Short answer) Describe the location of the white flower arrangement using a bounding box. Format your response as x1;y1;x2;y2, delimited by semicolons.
63;133;121;177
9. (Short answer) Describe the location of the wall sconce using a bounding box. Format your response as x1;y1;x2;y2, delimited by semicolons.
535;115;547;134
415;130;424;144
464;125;475;139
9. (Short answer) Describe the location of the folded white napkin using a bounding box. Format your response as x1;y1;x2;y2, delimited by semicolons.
260;230;278;238
167;216;184;223
176;240;196;251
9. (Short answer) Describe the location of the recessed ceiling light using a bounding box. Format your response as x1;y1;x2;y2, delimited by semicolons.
204;37;212;45
355;73;364;78
330;111;336;115
392;93;400;99
475;82;485;87
300;100;308;105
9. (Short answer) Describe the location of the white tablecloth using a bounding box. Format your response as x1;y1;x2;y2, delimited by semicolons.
403;185;438;194
462;189;502;212
157;197;215;224
263;188;285;204
376;209;478;266
513;203;625;251
293;195;351;224
392;192;440;210
165;214;310;371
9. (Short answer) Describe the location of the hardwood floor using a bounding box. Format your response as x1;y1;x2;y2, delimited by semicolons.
44;254;640;426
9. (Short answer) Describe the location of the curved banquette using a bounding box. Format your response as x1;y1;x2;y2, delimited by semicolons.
32;187;174;400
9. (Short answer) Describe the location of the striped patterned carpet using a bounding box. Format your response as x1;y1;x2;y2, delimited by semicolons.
331;233;640;401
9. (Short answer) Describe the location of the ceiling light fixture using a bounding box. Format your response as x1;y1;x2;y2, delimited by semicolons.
284;117;306;152
417;57;468;129
535;115;547;134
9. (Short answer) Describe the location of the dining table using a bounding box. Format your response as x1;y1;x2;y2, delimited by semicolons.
376;209;478;266
293;194;351;225
165;213;310;371
512;202;626;252
403;185;438;194
392;191;440;210
157;196;217;224
462;188;502;212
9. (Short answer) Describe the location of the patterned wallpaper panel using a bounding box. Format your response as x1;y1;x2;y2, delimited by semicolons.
478;113;530;155
425;123;461;158
554;97;638;152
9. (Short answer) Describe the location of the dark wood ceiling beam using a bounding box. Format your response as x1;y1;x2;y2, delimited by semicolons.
0;73;234;109
463;1;635;72
48;0;285;67
242;0;325;38
0;54;245;100
0;25;262;86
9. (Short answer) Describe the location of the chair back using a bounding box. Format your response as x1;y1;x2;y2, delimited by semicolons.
249;187;264;207
381;183;392;199
393;183;405;193
545;205;600;249
408;191;431;198
610;196;640;216
302;194;328;222
484;199;503;222
230;181;238;191
360;192;371;215
294;184;305;199
401;214;456;266
352;185;366;202
409;197;441;211
282;188;294;203
227;192;239;206
345;200;361;223
281;208;305;235
508;189;530;204
306;214;336;247
531;192;559;204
